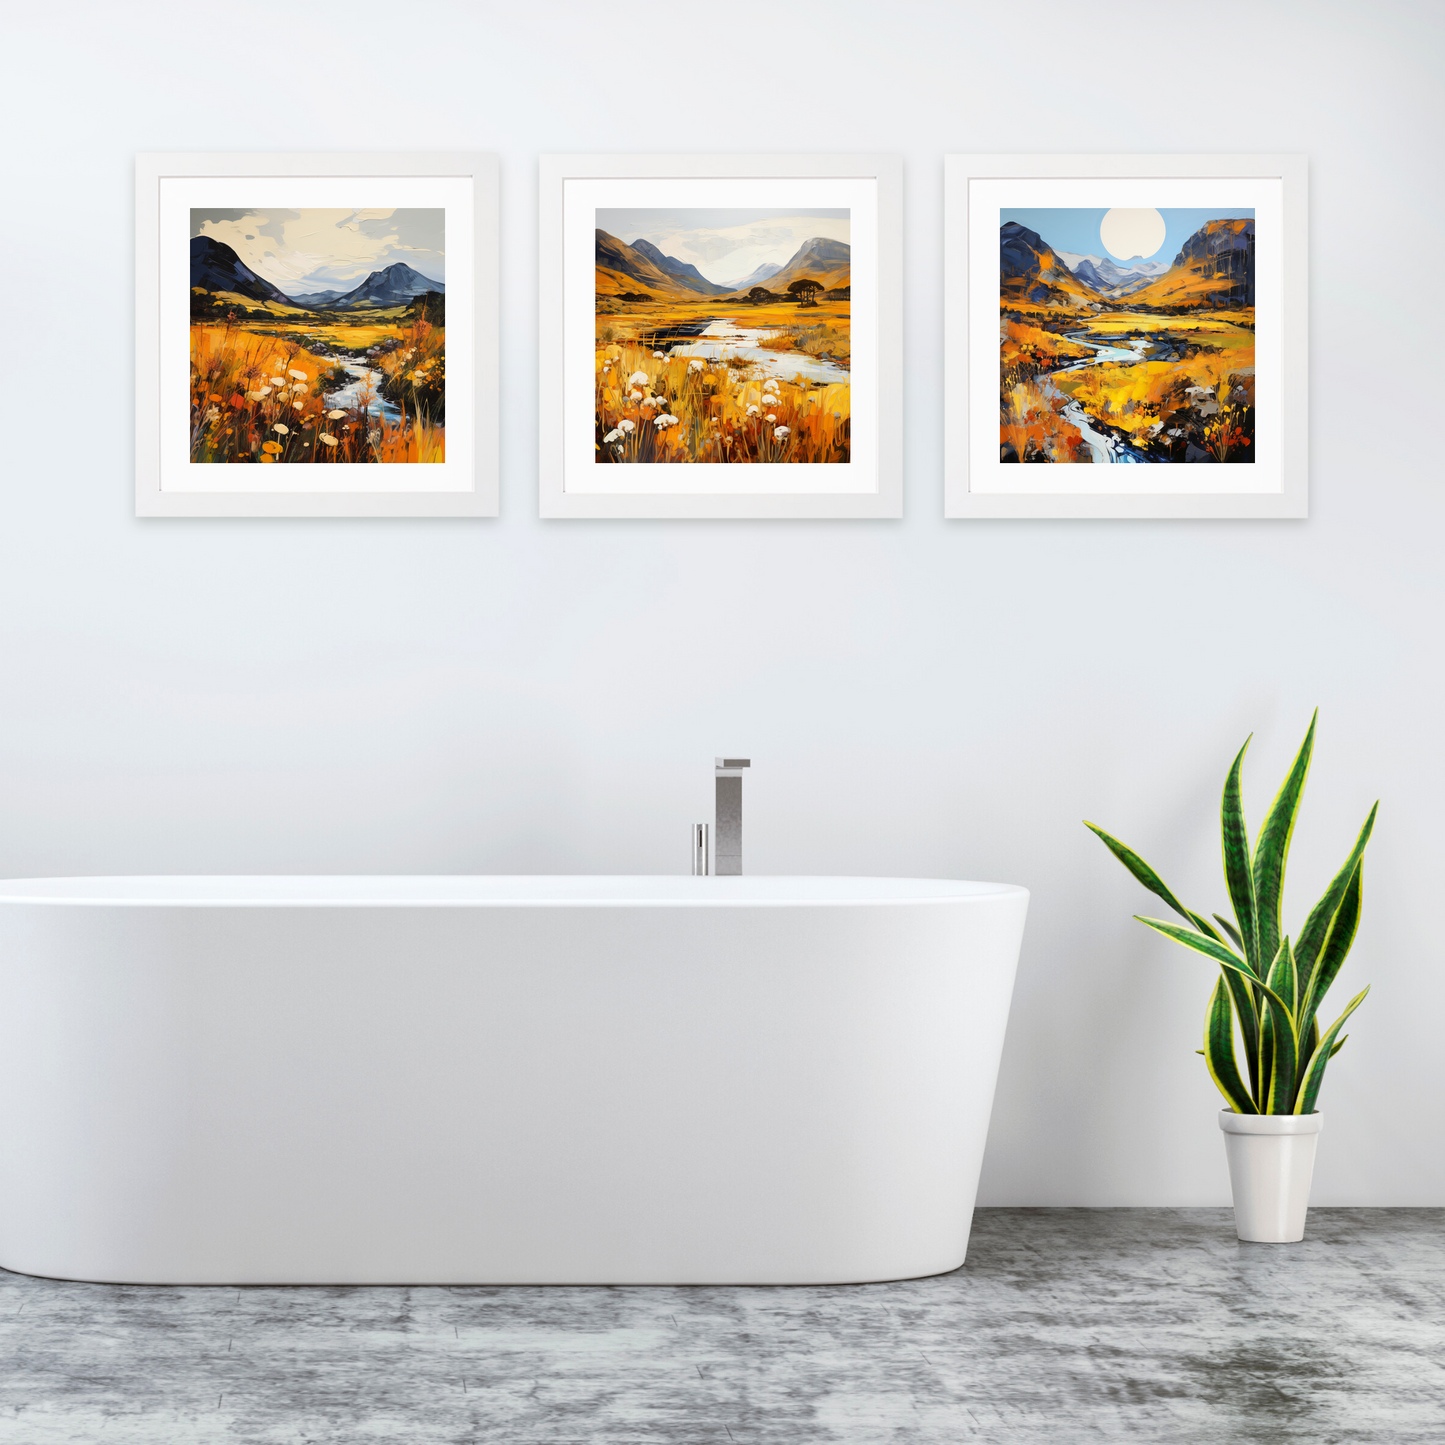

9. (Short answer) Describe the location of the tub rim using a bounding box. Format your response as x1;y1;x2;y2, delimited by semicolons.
0;874;1030;908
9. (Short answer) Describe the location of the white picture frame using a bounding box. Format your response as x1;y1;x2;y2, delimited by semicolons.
539;153;902;520
944;153;1308;519
136;152;499;518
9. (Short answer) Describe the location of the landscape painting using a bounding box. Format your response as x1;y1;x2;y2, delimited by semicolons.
999;207;1255;464
189;208;445;464
593;208;851;463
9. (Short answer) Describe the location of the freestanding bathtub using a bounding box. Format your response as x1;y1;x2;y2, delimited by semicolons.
0;875;1028;1286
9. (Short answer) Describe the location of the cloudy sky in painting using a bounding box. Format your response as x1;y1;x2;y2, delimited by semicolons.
190;208;445;295
597;208;850;285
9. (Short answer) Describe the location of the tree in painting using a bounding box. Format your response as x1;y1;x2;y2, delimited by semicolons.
593;210;852;463
998;206;1255;464
188;208;446;464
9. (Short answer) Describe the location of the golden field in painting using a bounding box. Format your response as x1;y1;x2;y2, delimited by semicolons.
189;308;444;464
1001;309;1256;465
595;299;850;465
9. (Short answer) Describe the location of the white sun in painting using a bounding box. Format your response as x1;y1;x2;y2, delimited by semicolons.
1100;207;1166;260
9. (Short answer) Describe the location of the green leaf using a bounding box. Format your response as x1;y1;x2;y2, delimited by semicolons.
1221;736;1259;972
1137;916;1302;1113
1298;828;1373;1036
1187;910;1228;945
1133;916;1260;981
1265;937;1300;1018
1297;807;1376;975
1295;987;1370;1114
1137;915;1288;1115
1217;960;1262;1106
1204;975;1257;1113
1261;939;1300;1112
1084;822;1199;927
1252;711;1318;974
1328;1034;1348;1059
1213;914;1244;951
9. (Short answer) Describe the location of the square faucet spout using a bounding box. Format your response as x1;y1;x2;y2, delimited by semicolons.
714;758;749;876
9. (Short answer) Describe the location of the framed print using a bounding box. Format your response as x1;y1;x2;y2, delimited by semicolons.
539;153;902;519
136;152;498;518
944;154;1307;519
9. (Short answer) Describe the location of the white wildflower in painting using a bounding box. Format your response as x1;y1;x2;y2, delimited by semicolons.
652;351;665;359
273;423;289;434
604;429;621;443
288;370;307;381
746;404;760;416
293;401;305;411
320;434;338;447
766;414;776;422
774;426;790;440
619;419;635;433
327;409;346;420
629;371;649;386
688;359;704;373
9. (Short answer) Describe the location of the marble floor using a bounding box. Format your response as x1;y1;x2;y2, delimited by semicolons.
0;1209;1440;1444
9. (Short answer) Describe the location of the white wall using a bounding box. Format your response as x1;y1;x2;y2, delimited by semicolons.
3;0;1440;1205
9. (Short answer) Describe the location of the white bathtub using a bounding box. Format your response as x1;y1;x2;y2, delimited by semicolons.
0;875;1028;1286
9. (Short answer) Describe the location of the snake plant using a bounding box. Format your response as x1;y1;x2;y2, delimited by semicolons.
1085;712;1376;1114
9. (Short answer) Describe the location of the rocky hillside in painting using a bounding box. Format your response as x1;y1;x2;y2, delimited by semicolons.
723;237;851;298
322;263;445;310
754;236;850;294
628;238;730;296
190;236;297;307
1056;250;1171;298
1000;223;1105;308
1124;220;1255;309
597;231;852;302
596;230;706;300
722;260;783;290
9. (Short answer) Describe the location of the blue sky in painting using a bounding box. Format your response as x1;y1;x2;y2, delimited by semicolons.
1001;207;1255;263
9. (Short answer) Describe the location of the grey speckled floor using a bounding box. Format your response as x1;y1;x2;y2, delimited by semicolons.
0;1209;1441;1444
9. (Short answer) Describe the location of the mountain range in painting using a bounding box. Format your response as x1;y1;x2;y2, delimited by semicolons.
596;231;851;302
1053;250;1170;297
1001;218;1255;313
191;237;444;313
999;210;1256;465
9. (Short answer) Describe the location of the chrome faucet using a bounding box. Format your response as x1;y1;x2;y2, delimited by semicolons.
714;758;750;875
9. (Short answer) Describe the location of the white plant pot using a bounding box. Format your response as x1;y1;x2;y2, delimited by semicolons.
1218;1110;1323;1242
